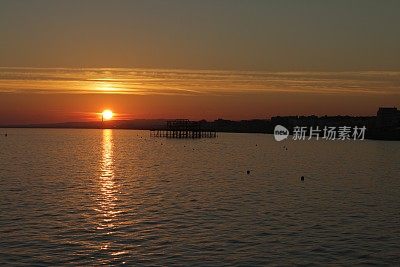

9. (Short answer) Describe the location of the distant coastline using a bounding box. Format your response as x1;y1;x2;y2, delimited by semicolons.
1;107;399;141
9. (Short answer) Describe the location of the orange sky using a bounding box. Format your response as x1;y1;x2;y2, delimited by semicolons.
0;68;399;124
1;1;400;124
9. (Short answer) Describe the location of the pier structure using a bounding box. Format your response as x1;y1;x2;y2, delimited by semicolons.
150;119;217;138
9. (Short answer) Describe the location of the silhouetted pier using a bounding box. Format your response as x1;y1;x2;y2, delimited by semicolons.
150;119;217;139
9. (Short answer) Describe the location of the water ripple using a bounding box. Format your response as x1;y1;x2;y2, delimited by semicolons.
0;129;399;265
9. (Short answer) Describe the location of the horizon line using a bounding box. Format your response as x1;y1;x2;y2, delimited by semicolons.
0;112;389;127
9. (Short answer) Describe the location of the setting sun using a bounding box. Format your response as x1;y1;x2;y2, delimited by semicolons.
102;109;113;121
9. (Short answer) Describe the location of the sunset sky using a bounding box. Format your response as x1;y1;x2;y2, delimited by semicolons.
0;0;399;124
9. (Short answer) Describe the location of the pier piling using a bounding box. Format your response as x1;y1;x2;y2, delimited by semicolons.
150;119;217;139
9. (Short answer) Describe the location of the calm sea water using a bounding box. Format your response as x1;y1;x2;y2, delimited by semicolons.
0;128;399;266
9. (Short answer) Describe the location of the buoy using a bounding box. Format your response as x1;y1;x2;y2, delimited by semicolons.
247;170;250;175
301;176;304;181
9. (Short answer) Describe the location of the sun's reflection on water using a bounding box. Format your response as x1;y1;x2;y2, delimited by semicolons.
94;129;131;262
97;129;119;230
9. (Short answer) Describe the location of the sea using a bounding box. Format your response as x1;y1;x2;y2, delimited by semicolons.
0;128;399;266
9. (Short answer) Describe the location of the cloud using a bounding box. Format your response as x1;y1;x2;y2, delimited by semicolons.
0;67;399;96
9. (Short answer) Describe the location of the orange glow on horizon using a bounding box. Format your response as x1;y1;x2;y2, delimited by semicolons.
0;68;398;125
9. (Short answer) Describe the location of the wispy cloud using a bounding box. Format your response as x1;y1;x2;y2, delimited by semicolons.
0;67;399;96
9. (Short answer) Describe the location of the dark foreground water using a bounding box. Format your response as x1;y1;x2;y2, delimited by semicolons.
0;128;399;266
